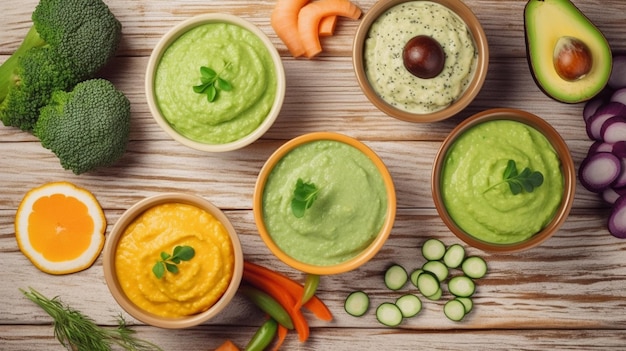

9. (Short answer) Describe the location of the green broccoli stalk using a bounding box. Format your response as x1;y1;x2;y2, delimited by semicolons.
34;79;131;175
0;0;122;131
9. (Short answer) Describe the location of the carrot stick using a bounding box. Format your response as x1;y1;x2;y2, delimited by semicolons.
243;261;333;322
297;0;362;58
243;269;310;343
318;15;337;36
214;340;240;351
271;0;310;57
271;324;289;351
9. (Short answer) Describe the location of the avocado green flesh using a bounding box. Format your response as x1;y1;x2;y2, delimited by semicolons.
524;0;612;103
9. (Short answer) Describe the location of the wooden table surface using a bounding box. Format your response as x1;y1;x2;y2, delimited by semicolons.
2;0;626;350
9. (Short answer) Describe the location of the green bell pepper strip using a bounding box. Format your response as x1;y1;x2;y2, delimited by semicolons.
244;318;278;351
240;285;294;330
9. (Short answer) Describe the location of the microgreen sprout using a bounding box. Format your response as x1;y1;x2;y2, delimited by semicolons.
291;178;320;218
484;159;544;195
152;245;195;279
193;62;233;102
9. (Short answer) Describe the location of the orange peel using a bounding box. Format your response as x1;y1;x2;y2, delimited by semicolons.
15;181;106;275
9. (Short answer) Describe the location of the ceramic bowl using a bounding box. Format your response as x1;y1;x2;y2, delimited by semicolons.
253;132;397;275
102;193;244;329
145;13;286;152
353;0;489;123
431;108;576;252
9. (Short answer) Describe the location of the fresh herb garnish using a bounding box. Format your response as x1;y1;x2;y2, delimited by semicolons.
485;159;544;195
291;178;320;218
193;62;233;102
21;287;164;351
152;245;195;279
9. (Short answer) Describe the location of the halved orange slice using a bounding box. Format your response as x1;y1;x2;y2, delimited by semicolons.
15;181;106;275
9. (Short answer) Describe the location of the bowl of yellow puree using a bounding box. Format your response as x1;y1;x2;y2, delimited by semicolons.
103;193;243;329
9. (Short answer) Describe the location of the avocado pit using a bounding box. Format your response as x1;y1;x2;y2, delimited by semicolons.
553;36;593;81
402;35;445;79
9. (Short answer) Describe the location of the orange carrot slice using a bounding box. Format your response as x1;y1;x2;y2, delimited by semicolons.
271;0;310;57
298;0;362;58
214;340;240;351
243;269;310;342
318;16;337;36
271;324;289;351
243;261;333;322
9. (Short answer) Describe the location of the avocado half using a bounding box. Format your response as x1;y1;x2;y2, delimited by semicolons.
524;0;612;103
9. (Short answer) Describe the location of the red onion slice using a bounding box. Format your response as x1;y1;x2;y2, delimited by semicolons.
608;196;626;238
609;55;626;90
610;88;626;106
586;102;626;140
600;116;626;144
578;152;622;192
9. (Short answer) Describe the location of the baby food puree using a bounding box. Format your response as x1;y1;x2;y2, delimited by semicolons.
115;203;234;318
154;22;278;144
262;140;388;266
441;120;564;244
364;1;476;113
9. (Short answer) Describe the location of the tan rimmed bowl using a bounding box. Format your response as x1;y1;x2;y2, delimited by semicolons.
353;0;489;123
145;13;285;152
432;108;576;253
253;132;397;275
102;193;244;329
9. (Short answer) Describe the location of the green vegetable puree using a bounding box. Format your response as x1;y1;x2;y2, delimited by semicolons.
154;22;277;144
441;120;564;244
262;140;388;266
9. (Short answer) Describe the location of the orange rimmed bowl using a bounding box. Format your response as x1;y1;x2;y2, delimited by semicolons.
432;108;576;253
103;193;244;329
253;132;396;275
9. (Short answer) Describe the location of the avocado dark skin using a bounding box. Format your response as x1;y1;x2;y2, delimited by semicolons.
524;0;612;103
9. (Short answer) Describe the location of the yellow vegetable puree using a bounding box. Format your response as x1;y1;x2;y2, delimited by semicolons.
115;203;234;318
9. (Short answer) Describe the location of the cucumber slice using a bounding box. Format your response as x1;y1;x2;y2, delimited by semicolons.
376;302;403;327
416;271;440;297
424;287;442;301
395;294;422;318
443;243;465;269
421;238;446;261
444;299;466;321
422;260;449;282
384;264;408;290
344;291;370;317
462;256;488;279
455;297;473;314
409;268;423;288
448;275;476;297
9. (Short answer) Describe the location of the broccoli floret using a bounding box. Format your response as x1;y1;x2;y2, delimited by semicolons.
0;0;122;130
0;47;78;130
32;0;122;80
33;79;131;175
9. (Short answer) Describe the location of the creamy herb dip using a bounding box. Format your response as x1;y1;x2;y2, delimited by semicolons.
364;1;477;113
155;22;277;144
441;120;564;244
262;140;388;266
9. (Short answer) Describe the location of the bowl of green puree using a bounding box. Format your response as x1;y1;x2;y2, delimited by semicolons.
253;132;397;275
146;13;286;152
432;108;576;253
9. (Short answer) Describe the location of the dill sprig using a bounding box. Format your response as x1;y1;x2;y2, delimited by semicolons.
21;288;163;351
